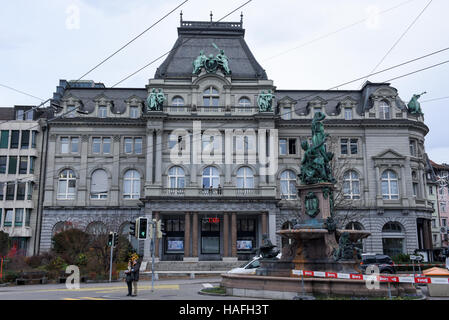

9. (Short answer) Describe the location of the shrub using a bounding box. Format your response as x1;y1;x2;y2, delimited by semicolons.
52;229;90;265
0;231;10;257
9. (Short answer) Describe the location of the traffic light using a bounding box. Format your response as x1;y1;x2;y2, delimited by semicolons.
138;217;148;240
129;220;137;237
107;232;114;246
113;232;118;247
157;220;165;239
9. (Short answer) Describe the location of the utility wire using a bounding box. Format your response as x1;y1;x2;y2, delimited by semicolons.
421;96;449;103
0;83;45;102
360;0;433;86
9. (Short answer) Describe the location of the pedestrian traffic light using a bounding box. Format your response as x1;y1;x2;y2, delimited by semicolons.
113;232;118;247
138;217;148;240
107;232;114;246
129;220;137;237
157;220;165;238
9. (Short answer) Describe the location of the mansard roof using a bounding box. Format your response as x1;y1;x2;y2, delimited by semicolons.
154;20;268;80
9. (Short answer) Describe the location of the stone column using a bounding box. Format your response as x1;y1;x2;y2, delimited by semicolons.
111;135;120;206
146;129;154;185
223;213;229;257
184;212;191;259
78;135;89;206
261;212;268;235
231;213;237;257
192;212;199;259
155;129;162;185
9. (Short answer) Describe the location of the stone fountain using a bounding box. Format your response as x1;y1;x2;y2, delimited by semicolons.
221;112;417;298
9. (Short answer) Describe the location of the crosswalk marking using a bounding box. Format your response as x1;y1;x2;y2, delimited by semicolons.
35;284;179;293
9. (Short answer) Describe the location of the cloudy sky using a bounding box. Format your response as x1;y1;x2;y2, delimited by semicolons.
1;0;448;163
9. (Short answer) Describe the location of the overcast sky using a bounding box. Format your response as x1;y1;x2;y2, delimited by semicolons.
1;0;448;163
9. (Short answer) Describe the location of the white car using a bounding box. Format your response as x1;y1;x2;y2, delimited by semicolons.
227;253;282;274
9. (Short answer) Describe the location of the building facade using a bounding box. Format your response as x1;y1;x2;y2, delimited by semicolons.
431;161;449;249
0;106;47;256
37;18;434;262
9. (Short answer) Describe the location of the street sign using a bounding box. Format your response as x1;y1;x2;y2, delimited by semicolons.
410;255;422;261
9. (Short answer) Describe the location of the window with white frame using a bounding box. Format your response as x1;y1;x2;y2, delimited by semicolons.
343;170;360;199
344;108;353;120
379;101;391;120
168;166;185;189
381;170;399;200
123;170;141;199
280;170;297;200
202;166;220;188
203;86;219;107
129;106;139;118
237;167;254;189
90;169;108;199
57;169;76;200
282;107;292;120
98;106;107;118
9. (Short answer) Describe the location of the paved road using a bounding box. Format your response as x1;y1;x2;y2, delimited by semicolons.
0;277;256;300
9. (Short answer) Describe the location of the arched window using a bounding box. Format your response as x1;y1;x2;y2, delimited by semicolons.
86;221;108;236
57;169;76;199
238;97;251;107
168;166;185;189
379;101;391;120
280;170;297;200
202;166;220;188
172;96;185;106
90;169;108;199
52;221;74;237
237;167;254;188
382;221;405;257
345;222;364;230
203;86;219;107
343;170;360;199
381;170;399;200
123;170;141;199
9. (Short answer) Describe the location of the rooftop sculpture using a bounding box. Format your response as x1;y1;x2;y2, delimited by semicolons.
192;43;231;76
407;92;426;116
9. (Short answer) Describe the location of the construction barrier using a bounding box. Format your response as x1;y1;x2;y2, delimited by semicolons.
393;263;445;267
292;269;449;284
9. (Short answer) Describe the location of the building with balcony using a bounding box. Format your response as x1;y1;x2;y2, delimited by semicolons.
0;106;48;256
38;17;434;263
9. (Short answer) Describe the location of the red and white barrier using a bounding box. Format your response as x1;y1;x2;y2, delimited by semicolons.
292;269;449;284
393;263;445;267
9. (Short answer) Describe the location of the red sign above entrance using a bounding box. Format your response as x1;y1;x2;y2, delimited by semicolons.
207;218;220;223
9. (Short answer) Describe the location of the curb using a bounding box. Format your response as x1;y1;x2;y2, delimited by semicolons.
198;289;227;297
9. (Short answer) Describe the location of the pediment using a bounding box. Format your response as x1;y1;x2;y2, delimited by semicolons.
61;93;81;102
339;96;358;105
372;86;398;98
93;94;112;102
278;96;297;105
125;95;144;104
372;149;406;160
307;96;328;106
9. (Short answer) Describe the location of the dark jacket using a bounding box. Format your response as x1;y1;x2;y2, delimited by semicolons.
125;268;133;282
131;262;140;281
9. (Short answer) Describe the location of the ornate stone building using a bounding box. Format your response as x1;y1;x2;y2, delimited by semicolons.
38;18;433;262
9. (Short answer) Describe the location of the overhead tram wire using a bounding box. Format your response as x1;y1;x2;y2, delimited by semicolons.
0;0;190;124
262;0;417;62
111;0;253;88
421;96;449;103
10;52;449;187
0;83;45;102
359;0;433;87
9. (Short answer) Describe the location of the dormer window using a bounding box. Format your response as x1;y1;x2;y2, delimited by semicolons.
98;106;107;118
129;106;139;118
66;105;76;118
16;110;24;120
379;101;391;119
344;108;353;120
203;86;219;107
313;107;322;115
282;107;292;120
172;96;185;106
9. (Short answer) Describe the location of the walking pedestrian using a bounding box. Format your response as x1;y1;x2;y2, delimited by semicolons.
131;255;141;296
125;259;133;297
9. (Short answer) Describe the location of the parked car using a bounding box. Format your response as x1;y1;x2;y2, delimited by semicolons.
360;254;396;274
227;253;282;274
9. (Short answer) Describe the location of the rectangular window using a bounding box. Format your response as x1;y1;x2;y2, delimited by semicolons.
21;130;30;149
66;105;76;118
8;156;17;174
0;182;4;200
279;139;287;155
103;137;111;154
134;138;142;154
19;156;28;174
130;106;139;118
340;139;348;155
288;138;296;155
344;108;353;120
16;183;26;200
6;182;15;200
442;218;447;227
169;135;178;149
25;209;31;227
14;209;23;227
0;156;6;174
429;186;433;195
29;157;35;174
71;137;79;153
16;110;25;120
341;138;358;155
410;140;417;157
27;182;33;200
441;202;447;212
4;209;13;227
313;107;322;115
98;106;107;118
92;137;101;154
350;139;358;155
0;130;9;149
26;110;34;120
61;137;69;153
124;138;133;154
432;219;436;228
282;107;292;120
31;131;37;148
10;130;19;149
413;183;418;197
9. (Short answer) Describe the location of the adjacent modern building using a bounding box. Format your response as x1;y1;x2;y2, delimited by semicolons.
33;17;435;263
431;161;449;250
0;105;48;256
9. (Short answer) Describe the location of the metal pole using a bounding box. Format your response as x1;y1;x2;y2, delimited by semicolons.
109;238;114;283
387;282;392;300
151;222;156;292
0;257;3;280
301;271;305;296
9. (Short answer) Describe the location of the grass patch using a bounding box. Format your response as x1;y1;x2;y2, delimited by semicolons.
201;286;226;295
